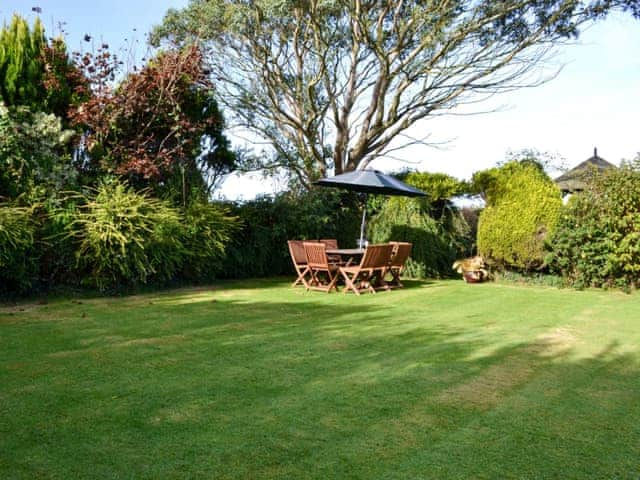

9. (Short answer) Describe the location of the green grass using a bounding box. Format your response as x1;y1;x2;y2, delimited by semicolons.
2;279;640;479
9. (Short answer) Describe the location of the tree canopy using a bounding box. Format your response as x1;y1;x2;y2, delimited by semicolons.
152;0;634;187
71;44;236;203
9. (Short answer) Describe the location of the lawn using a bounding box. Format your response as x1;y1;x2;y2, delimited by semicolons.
1;279;640;479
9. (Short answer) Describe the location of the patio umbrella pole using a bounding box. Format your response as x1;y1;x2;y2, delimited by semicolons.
359;205;366;248
314;169;427;248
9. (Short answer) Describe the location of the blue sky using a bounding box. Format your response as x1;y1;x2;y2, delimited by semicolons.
1;2;639;199
0;1;189;57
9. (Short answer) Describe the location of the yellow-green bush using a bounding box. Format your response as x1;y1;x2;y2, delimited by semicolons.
179;201;240;281
0;204;37;292
69;179;184;290
475;161;562;270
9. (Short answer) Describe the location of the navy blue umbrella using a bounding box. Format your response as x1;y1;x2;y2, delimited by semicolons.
315;170;427;247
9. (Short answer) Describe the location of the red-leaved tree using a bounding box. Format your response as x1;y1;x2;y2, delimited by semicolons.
71;44;235;203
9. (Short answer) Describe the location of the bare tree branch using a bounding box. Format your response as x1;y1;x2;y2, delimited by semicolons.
152;0;628;185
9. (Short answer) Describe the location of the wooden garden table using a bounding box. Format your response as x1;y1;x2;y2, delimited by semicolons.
326;248;365;265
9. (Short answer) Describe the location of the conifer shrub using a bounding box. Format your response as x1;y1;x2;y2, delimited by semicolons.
475;161;562;270
0;15;46;109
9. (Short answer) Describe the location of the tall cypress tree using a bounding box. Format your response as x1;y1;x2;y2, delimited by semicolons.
0;15;86;122
0;15;46;109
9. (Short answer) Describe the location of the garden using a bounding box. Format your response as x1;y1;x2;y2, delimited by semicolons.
2;2;640;478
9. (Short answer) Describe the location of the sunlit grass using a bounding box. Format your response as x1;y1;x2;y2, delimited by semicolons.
2;279;640;479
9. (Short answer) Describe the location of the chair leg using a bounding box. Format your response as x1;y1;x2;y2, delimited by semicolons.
292;266;310;288
389;268;404;289
340;270;360;295
373;269;391;291
306;268;320;291
326;270;339;293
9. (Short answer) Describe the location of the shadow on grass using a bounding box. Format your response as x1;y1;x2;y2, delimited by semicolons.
2;284;640;479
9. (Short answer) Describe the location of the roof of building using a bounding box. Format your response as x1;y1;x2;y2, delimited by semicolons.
554;148;617;193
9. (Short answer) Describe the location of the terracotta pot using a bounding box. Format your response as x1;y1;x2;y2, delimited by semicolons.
463;271;484;283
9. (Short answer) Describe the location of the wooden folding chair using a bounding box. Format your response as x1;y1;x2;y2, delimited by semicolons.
388;242;413;288
339;243;395;295
288;240;311;288
319;239;342;264
303;242;340;293
319;239;338;249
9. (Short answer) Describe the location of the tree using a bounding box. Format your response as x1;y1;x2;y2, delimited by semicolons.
42;37;90;123
152;0;632;187
0;15;45;109
0;15;88;124
71;44;235;203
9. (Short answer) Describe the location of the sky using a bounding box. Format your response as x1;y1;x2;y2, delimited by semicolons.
1;1;639;200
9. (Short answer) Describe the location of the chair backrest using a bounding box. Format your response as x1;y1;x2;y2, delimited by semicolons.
319;239;338;249
389;242;412;268
288;240;307;265
360;243;395;269
303;242;330;269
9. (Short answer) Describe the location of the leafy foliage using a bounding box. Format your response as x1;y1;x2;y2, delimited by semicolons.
0;102;75;200
41;37;89;122
546;159;640;290
71;44;235;201
68;179;185;290
0;204;37;293
180;201;240;281
36;198;80;287
0;18;241;294
474;160;562;270
221;189;360;278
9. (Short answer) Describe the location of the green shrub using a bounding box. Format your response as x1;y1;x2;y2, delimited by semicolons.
0;204;37;293
368;196;467;278
366;171;472;278
69;179;184;290
546;161;640;290
32;198;79;288
460;207;481;256
475;161;562;270
0;103;75;200
180;201;240;281
221;189;360;279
